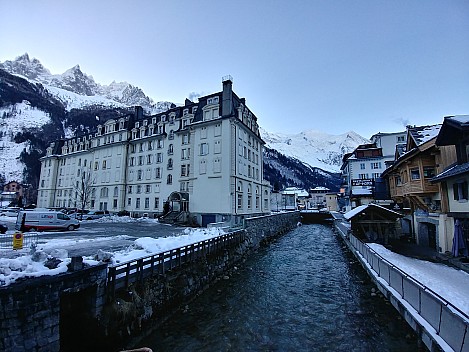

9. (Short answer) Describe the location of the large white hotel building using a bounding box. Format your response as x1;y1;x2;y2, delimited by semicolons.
37;78;271;227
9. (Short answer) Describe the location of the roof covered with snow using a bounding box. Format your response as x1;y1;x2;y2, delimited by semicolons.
344;203;402;220
409;124;441;146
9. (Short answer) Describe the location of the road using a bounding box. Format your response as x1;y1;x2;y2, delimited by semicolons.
1;217;188;258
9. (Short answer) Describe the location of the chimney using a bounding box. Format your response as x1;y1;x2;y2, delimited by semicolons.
135;106;143;120
222;75;233;117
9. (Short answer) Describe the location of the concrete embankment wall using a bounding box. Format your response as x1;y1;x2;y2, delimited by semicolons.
333;219;469;352
0;211;300;352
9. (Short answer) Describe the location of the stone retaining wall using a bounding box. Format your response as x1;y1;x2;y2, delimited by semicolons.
0;263;107;352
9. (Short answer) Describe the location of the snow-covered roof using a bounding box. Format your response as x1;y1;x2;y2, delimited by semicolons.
282;188;309;197
449;115;469;125
344;205;368;220
409;124;441;146
311;186;329;191
432;162;469;182
344;203;402;220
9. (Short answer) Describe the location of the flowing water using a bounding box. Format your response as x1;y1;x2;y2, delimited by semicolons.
139;224;419;351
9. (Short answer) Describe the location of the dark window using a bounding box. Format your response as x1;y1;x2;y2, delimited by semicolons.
453;181;468;201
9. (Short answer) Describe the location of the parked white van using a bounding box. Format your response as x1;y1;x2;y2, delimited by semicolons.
15;210;80;232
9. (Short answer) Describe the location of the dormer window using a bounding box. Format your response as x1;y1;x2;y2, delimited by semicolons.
143;120;147;126
207;97;219;105
135;122;140;128
183;108;189;116
161;115;166;122
152;117;156;124
192;106;198;113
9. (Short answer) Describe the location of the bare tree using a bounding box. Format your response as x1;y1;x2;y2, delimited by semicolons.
72;168;95;220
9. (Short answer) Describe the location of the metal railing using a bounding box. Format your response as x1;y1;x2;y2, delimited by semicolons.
106;230;246;294
0;232;38;253
336;222;469;352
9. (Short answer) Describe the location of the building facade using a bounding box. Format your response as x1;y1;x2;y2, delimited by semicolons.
37;78;271;226
382;124;457;253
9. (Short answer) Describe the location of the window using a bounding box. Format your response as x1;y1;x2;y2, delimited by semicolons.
154;197;160;209
144;198;150;209
214;140;221;154
360;163;366;170
137;185;142;194
128;197;131;206
157;139;163;149
145;185;151;193
136;198;140;209
102;160;107;169
168;144;174;155
182;134;190;145
200;143;209;155
395;175;402;186
358;174;368;179
372;173;381;179
410;168;420;180
423;167;435;178
169;130;174;140
94;162;99;171
128;186;133;194
147;154;152;164
167;174;173;184
113;199;118;208
453;181;468;201
156;153;163;163
237;194;243;209
181;148;190;160
167;158;173;169
155;167;161;179
138;156;143;165
397;136;405;143
371;162;381;169
100;187;108;198
137;169;143;180
114;186;118;197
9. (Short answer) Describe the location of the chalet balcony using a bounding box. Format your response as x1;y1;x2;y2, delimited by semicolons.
401;180;439;196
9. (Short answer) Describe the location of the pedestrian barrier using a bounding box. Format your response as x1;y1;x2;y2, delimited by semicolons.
337;222;469;352
106;230;246;295
0;231;38;252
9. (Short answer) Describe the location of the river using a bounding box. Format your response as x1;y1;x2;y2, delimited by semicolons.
138;224;420;351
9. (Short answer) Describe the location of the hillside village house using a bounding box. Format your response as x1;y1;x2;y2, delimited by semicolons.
340;132;406;212
432;116;469;255
37;77;271;227
382;124;457;253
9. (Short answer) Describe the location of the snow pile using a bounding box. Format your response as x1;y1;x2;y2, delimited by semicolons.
89;215;160;224
111;227;226;264
0;253;70;286
0;227;226;286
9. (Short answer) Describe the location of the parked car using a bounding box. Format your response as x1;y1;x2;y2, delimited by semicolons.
83;210;110;220
15;210;80;232
0;207;20;217
0;223;7;234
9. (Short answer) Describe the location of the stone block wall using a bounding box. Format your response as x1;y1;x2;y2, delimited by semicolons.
0;263;107;352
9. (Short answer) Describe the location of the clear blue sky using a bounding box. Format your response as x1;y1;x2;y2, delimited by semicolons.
1;0;468;138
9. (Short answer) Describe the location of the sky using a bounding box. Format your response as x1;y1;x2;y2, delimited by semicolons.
1;0;469;138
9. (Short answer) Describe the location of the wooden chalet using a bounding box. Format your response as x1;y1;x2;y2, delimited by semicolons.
344;203;403;244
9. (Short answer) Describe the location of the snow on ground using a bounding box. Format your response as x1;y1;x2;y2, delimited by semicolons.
0;101;51;182
0;224;225;286
111;227;226;264
368;243;469;315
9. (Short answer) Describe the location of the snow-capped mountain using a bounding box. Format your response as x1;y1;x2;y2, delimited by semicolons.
0;53;170;113
0;54;369;195
260;128;370;173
